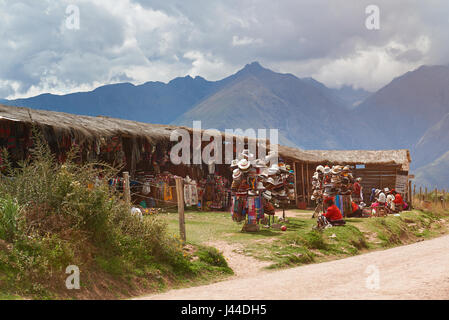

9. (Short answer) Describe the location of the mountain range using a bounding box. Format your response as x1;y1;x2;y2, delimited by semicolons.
2;62;449;188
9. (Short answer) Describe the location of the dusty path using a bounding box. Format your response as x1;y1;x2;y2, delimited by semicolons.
204;240;271;278
135;234;449;300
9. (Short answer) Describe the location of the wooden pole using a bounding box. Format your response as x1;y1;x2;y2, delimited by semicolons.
425;187;428;201
419;186;422;201
434;188;438;205
441;189;446;210
301;163;306;207
293;162;298;208
408;180;412;209
123;171;131;206
306;163;311;207
175;177;186;242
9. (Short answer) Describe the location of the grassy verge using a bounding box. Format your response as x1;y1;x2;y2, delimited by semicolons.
159;208;449;271
0;133;231;300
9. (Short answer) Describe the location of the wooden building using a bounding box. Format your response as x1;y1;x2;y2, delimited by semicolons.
0;104;412;208
308;149;412;204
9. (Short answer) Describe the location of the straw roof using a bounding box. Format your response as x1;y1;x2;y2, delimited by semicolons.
0;104;411;168
277;145;322;163
307;149;411;170
0;104;191;144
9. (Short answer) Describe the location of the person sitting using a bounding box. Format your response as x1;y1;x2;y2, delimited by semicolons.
392;190;404;212
323;197;346;226
347;201;363;217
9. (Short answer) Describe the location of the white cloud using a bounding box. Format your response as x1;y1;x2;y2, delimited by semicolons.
232;36;263;47
1;0;449;98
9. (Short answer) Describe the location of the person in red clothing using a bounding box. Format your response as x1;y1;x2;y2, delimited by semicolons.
323;197;345;225
347;201;363;217
392;190;404;212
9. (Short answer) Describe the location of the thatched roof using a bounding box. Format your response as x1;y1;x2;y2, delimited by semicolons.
0;104;191;144
0;104;411;168
277;145;322;163
307;149;411;170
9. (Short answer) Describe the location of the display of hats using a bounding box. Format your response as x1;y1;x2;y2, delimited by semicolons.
238;158;251;171
256;181;266;190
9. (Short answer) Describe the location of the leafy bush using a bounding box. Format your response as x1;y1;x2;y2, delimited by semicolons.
0;130;225;298
0;196;21;242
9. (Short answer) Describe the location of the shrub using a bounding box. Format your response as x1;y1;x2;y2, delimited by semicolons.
0;130;221;298
0;196;21;242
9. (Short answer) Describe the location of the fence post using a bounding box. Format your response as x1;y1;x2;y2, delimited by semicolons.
123;171;131;206
419;186;422;201
434;188;438;205
441;189;446;210
425;187;428;201
175;177;186;242
408;180;412;209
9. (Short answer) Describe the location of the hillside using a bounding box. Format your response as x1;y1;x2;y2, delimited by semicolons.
356;65;449;149
414;150;449;189
172;62;373;149
413;112;449;169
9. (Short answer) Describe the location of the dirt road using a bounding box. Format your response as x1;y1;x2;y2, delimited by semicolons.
135;234;449;300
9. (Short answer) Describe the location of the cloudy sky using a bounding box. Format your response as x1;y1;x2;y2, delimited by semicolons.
1;0;449;99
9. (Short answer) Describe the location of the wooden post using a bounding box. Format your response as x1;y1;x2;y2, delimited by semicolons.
441;189;446;210
408;180;412;209
301;163;306;207
425;187;428;201
123;171;131;206
419;186;422;201
293;162;298;208
175;177;186;242
434;188;438;205
306;163;310;207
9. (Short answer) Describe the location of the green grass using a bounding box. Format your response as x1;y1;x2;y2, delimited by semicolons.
158;208;449;270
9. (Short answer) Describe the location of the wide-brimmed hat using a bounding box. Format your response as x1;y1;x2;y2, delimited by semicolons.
267;164;280;175
256;181;266;190
230;159;239;168
384;187;390;193
232;168;242;180
343;165;350;171
238;158;251;171
331;167;342;174
323;166;331;174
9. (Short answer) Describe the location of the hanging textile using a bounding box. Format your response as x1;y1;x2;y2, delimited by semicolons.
247;196;257;225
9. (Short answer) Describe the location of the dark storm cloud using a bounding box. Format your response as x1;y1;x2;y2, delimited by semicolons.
1;0;448;98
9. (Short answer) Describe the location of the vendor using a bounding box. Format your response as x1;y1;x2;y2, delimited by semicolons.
392;189;404;212
323;197;345;225
347;201;363;218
